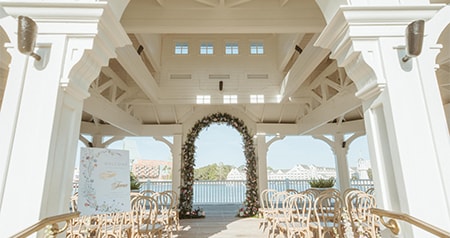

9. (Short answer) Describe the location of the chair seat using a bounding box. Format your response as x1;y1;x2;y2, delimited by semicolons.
310;221;338;229
139;223;164;232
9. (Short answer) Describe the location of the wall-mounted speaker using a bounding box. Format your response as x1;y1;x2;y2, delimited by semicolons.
17;16;40;61
403;20;425;62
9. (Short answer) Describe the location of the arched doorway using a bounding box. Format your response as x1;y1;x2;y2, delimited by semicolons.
179;112;258;217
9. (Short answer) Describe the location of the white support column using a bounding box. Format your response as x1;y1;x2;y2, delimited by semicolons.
256;135;268;194
154;135;182;194
0;2;130;236
313;134;352;192
315;3;450;237
92;135;105;148
172;135;182;194
256;134;285;193
333;135;350;192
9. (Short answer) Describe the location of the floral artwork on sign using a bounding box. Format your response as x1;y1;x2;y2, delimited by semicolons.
78;148;131;215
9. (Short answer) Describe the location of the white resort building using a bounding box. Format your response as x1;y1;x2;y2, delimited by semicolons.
0;1;449;237
227;158;370;181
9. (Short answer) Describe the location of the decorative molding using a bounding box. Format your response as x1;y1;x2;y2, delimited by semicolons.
1;1;131;93
266;135;285;149
312;135;333;148
102;136;125;148
61;82;90;101
355;81;386;101
79;134;91;147
0;27;11;70
314;0;347;24
154;136;174;152
426;5;450;45
315;5;444;96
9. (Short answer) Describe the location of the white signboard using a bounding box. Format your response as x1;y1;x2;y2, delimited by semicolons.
78;148;131;215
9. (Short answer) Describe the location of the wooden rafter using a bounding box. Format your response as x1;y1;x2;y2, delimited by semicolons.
280;0;289;7
85;90;141;135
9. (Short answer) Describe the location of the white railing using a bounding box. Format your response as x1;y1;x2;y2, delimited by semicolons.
136;179;374;204
194;180;246;204
350;179;374;191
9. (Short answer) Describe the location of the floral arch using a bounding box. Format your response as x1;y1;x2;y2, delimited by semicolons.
179;112;259;217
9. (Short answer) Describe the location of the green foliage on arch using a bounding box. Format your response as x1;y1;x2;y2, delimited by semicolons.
179;112;259;217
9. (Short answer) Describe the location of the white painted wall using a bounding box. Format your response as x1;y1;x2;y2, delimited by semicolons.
159;34;283;104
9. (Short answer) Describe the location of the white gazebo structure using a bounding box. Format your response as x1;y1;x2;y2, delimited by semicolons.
0;0;449;237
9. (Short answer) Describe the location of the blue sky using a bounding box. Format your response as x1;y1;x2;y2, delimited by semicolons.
97;124;370;169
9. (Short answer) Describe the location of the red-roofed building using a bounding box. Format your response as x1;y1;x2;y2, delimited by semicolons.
132;160;172;181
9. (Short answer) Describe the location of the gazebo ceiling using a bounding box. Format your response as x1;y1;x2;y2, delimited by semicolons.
79;0;449;137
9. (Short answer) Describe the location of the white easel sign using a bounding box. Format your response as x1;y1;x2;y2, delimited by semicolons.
78;148;131;215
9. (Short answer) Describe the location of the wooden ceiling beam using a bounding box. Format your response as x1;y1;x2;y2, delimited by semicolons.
115;45;160;103
279;34;330;101
308;119;365;135
296;85;361;135
84;92;142;135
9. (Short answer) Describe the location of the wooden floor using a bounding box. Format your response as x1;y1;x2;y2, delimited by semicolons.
173;204;267;238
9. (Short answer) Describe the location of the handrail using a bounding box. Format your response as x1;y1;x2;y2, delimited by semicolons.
10;212;80;238
371;208;450;237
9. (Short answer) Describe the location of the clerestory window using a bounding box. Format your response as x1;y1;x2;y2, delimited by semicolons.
250;42;264;55
225;42;239;55
175;42;189;55
200;42;214;55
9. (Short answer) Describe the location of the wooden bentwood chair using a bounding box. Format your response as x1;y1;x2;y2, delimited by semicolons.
259;189;278;232
310;191;343;238
276;193;313;238
131;195;164;238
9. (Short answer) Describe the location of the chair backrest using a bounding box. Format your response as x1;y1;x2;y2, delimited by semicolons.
321;188;340;197
163;190;179;209
365;187;375;195
285;189;299;195
259;189;278;209
97;211;132;237
303;188;321;201
67;213;102;237
260;189;278;210
342;188;359;201
344;189;364;210
285;194;312;231
140;189;157;197
153;191;174;214
313;191;343;237
347;192;377;236
270;191;290;210
131;195;160;233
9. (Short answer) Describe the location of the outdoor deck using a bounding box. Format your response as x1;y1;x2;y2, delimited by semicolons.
174;204;266;238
